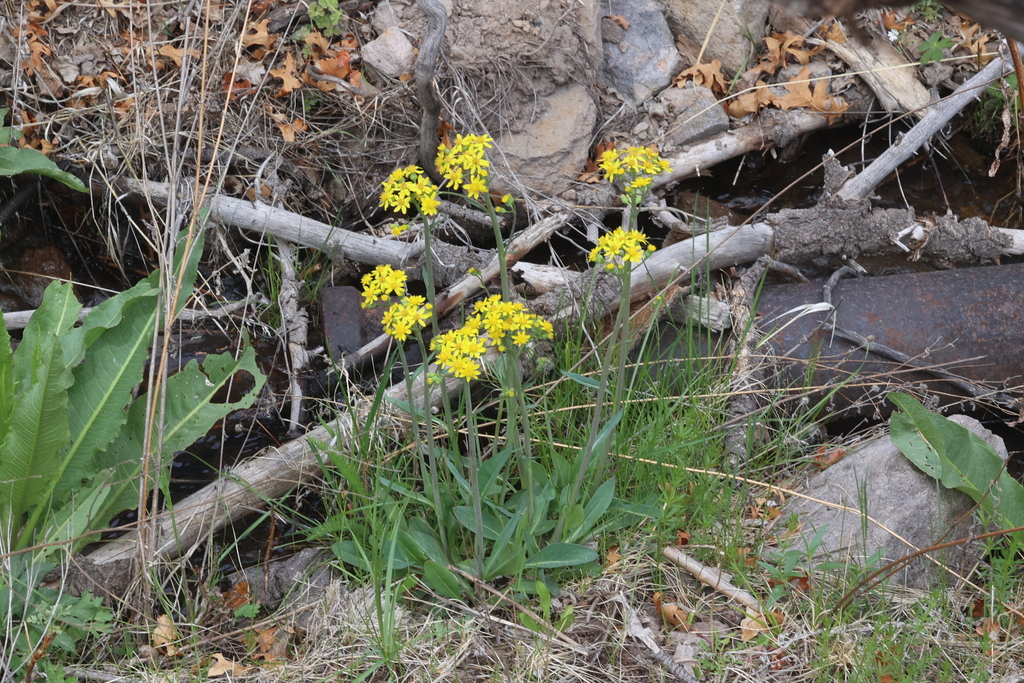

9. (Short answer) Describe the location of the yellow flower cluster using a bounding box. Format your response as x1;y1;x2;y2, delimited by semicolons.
360;264;407;308
382;295;433;342
598;146;671;193
380;165;441;216
588;227;656;272
436;133;494;199
430;295;553;381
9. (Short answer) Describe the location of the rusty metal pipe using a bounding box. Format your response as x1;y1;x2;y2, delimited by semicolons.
756;263;1024;418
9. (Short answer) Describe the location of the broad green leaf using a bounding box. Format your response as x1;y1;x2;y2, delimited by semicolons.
43;478;113;559
453;506;504;540
101;339;265;511
0;308;12;449
55;282;159;503
566;477;615;544
483;510;523;580
0;282;80;546
479;446;511;499
524;543;597;569
331;540;371;571
0;146;88;192
422;561;465;599
890;393;1024;532
407;529;447;565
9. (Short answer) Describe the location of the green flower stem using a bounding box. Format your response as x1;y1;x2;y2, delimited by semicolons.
483;195;511;301
413;328;448;556
421;215;439;335
553;271;631;542
511;364;537;521
463;381;486;579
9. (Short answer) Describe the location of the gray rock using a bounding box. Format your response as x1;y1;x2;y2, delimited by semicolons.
361;27;416;79
783;415;1008;589
666;0;773;75
601;0;684;104
495;83;598;197
656;85;729;149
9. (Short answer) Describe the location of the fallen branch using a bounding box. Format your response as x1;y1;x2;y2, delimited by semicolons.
661;547;761;615
838;51;1011;202
104;177;422;267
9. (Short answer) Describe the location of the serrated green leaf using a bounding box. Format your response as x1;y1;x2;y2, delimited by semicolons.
524;543;597;569
0;282;80;547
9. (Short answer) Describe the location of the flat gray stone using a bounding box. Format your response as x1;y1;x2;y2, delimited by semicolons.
666;0;772;75
656;85;729;149
495;83;597;196
362;26;416;79
601;0;684;104
783;414;1008;589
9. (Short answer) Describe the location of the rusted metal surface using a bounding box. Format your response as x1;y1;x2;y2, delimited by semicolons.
757;263;1024;417
320;285;377;360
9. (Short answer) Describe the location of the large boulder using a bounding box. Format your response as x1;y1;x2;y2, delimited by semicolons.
601;0;684;104
783;415;1009;589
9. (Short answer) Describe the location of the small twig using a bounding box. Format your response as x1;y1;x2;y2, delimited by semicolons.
274;242;310;435
661;547;761;615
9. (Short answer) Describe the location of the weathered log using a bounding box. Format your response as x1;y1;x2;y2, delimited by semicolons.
103;178;422;267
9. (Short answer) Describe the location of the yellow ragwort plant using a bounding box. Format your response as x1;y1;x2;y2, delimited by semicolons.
380;165;441;215
360;264;407;308
435;133;493;198
597;145;671;205
588;227;657;272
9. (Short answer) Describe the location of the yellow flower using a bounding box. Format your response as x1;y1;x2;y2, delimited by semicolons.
382;296;432;341
595;146;670;202
463;175;488;199
379;165;440;218
360;265;407;308
501;194;513;205
390;223;409;236
588;227;655;272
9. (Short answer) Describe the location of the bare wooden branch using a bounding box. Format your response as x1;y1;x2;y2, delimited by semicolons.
662;546;761;615
107;178;422;267
837;52;1011;202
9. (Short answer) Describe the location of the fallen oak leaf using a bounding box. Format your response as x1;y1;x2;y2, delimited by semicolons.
673;59;728;94
242;18;277;51
155;44;200;68
208;653;252;677
727;80;772;118
152;614;180;656
270;51;303;96
221;72;255;100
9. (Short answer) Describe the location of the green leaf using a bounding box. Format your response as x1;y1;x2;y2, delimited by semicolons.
453;506;504;540
422;560;466;599
890;393;1024;533
54;281;159;504
919;31;954;66
101;339;265;511
566;478;615;544
0;282;80;547
331;540;371;571
524;543;598;569
0;307;12;450
483;510;523;580
560;370;602;391
0;146;88;192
